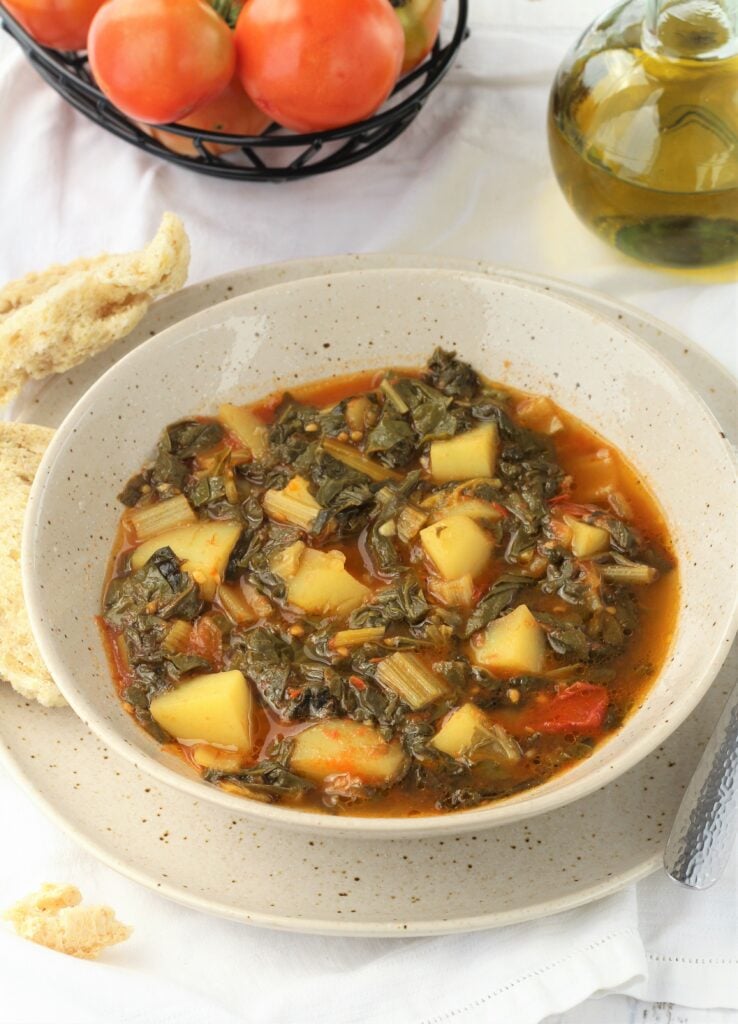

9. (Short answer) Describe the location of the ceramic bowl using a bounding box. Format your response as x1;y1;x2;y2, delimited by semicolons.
23;268;738;837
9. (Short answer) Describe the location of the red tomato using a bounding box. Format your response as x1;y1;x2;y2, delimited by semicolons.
148;77;270;157
186;617;223;670
393;0;443;74
522;682;609;735
88;0;236;125
235;0;404;133
2;0;106;50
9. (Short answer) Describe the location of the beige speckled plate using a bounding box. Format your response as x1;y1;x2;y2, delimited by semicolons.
3;257;737;934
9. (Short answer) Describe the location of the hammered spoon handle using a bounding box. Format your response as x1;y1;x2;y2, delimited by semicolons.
664;678;738;889
664;374;738;887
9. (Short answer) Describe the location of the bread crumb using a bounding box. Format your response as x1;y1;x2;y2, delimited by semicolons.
4;884;132;960
0;421;65;707
0;213;190;405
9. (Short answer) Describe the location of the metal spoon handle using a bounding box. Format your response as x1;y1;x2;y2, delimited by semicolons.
664;679;738;889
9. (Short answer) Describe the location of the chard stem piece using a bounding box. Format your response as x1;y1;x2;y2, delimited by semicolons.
322;438;402;482
380;378;409;414
127;494;196;540
601;564;659;584
217;584;258;625
397;503;429;543
375;652;449;709
163;619;193;653
331;626;387;649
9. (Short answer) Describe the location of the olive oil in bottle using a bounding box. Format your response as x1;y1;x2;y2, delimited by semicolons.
548;0;738;269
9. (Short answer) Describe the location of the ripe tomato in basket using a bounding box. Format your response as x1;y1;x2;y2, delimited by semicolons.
2;0;106;50
392;0;444;73
148;76;271;157
88;0;236;125
234;0;405;133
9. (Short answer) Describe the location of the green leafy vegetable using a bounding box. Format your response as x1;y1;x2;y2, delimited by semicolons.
105;347;675;817
463;573;533;638
426;348;480;399
104;547;203;628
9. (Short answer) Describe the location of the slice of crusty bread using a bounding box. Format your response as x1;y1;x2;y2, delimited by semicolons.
4;884;132;960
0;212;190;405
0;421;65;707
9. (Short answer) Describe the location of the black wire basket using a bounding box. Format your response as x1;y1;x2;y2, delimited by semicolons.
0;1;469;181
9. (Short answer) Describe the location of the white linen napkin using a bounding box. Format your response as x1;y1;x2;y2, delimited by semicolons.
1;770;736;1024
0;2;736;1021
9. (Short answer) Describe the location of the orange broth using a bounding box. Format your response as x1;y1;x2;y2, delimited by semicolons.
101;365;679;817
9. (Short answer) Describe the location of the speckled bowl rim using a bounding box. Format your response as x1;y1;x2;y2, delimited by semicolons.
23;267;738;837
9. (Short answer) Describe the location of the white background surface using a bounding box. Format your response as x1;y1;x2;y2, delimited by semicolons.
0;1;736;1022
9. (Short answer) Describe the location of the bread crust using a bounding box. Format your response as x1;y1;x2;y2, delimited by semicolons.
4;884;132;959
0;421;65;707
0;212;190;405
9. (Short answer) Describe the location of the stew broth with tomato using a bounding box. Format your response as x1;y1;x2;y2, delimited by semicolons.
101;349;678;817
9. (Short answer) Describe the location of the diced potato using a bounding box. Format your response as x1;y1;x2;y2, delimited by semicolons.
431;703;521;763
192;745;247;773
270;540;306;580
563;514;610;558
428;573;475;607
263;475;321;530
420;514;494;580
130;521;241;601
218;403;268;457
270;542;370;617
566;448;620;502
473;604;546;675
430;423;498;483
515;395;564;435
430;497;503;524
150;670;255;752
290;719;407;786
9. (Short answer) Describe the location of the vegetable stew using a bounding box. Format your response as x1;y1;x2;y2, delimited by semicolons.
101;349;679;817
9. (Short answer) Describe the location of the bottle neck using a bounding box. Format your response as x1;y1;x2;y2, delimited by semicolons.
643;0;738;59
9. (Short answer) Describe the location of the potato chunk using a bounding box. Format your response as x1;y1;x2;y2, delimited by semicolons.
430;423;498;483
262;475;321;531
429;497;502;524
420;514;494;580
150;670;255;752
563;515;610;558
290;719;407;786
270;541;370;617
192;745;247;772
515;395;564;435
431;703;521;763
218;403;268;457
473;604;546;675
130;521;241;600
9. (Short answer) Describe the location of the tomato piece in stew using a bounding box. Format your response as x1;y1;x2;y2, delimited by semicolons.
100;348;678;817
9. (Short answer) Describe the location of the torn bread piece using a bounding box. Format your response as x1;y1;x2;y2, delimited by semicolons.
0;421;65;707
0;212;190;405
4;884;132;960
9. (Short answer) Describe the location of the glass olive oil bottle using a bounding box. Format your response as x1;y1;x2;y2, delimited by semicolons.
548;0;738;269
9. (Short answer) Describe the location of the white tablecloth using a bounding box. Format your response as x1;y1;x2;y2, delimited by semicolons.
0;2;736;1022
